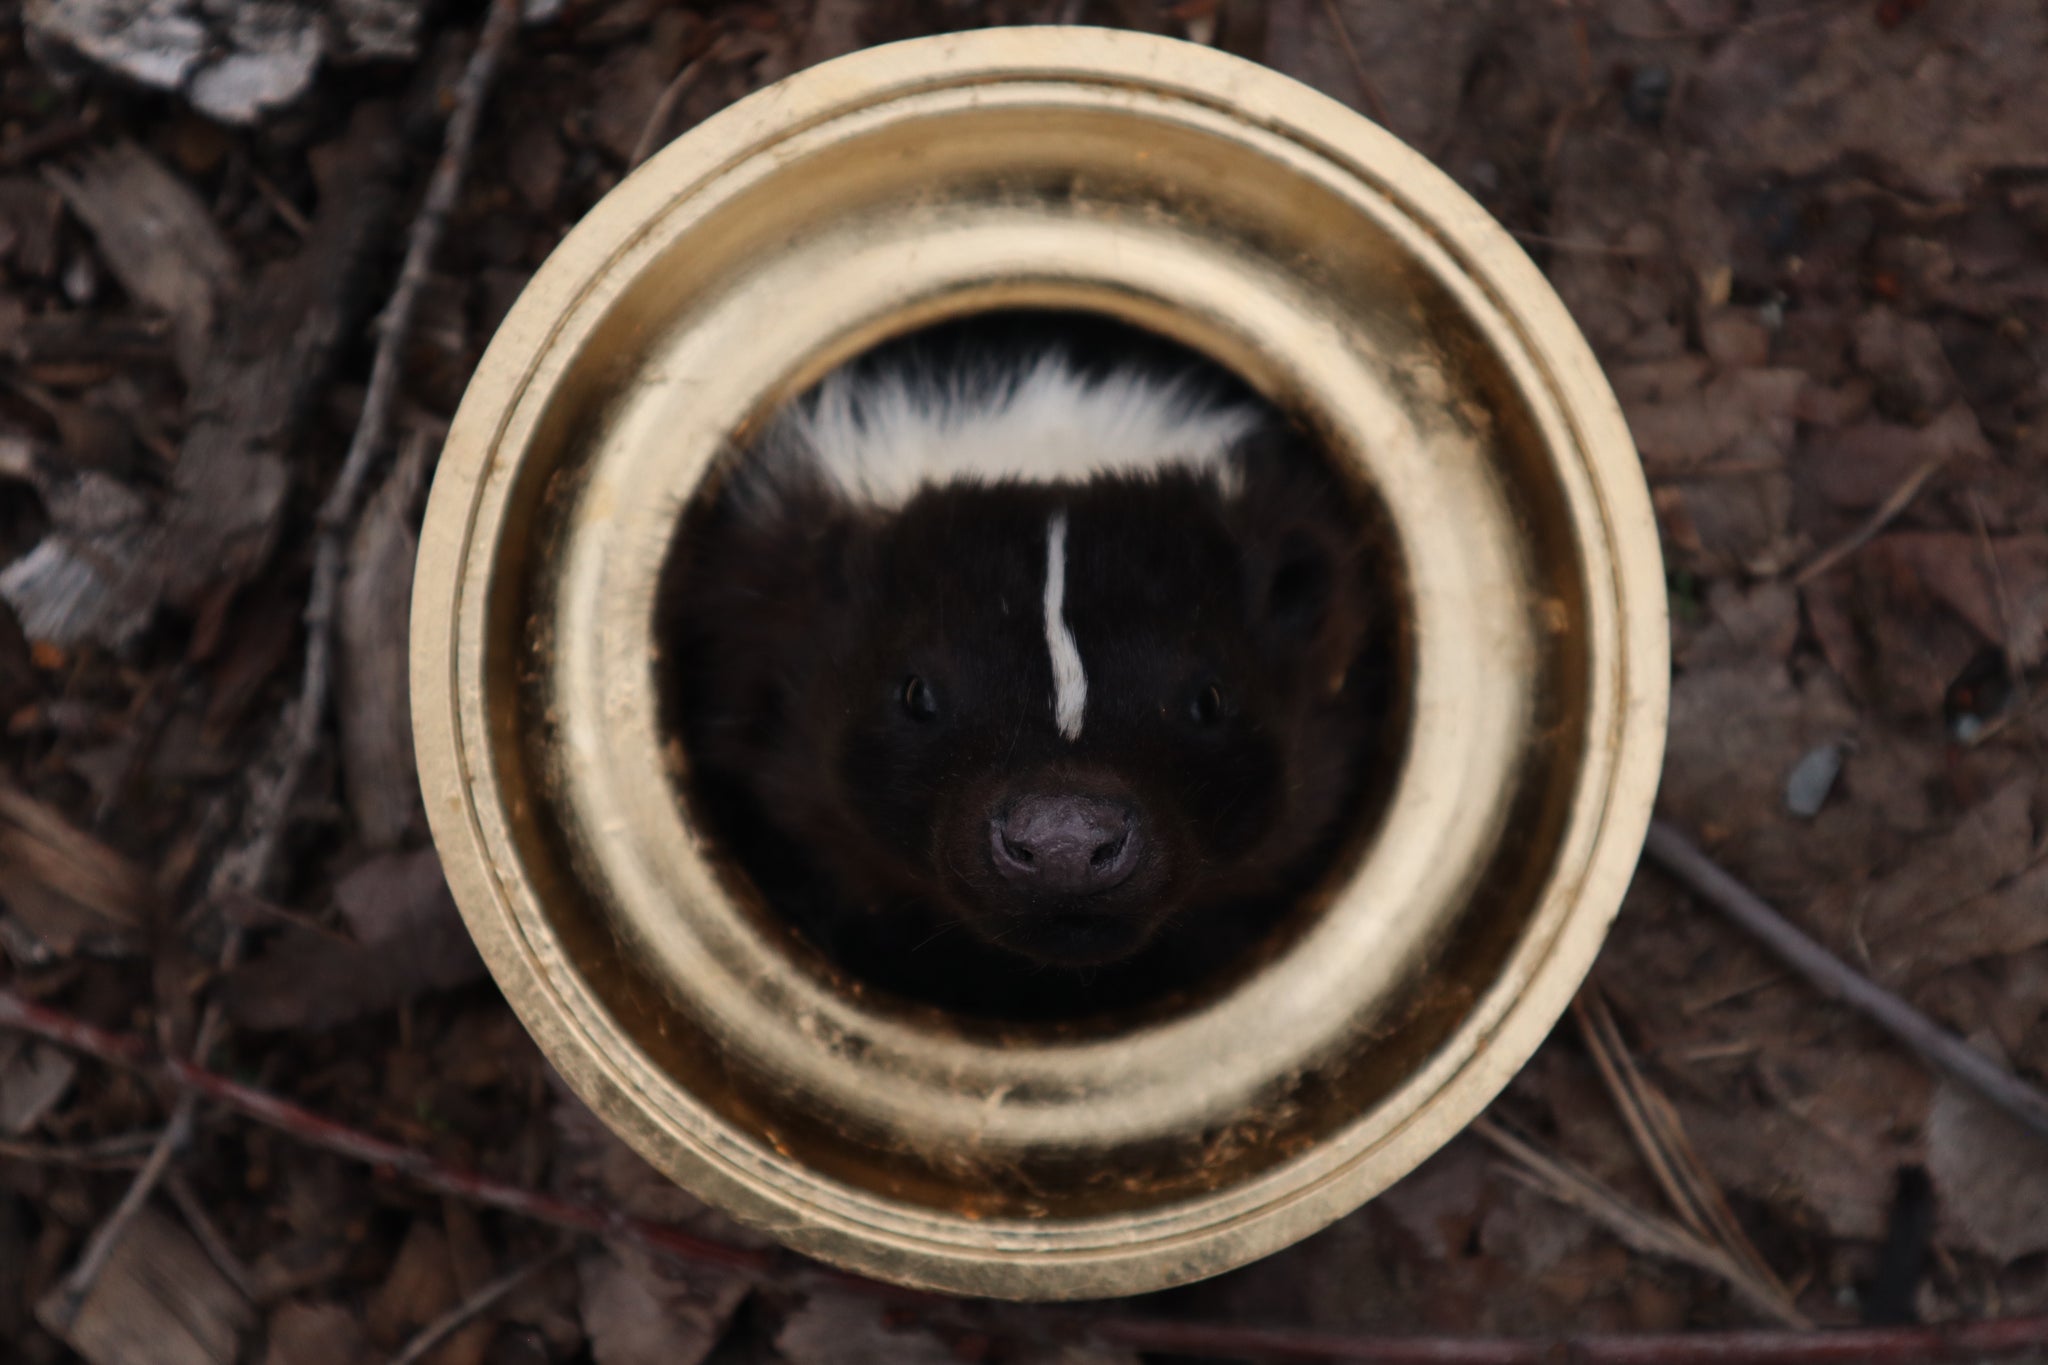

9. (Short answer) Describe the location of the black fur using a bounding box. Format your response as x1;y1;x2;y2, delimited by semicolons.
662;327;1397;1021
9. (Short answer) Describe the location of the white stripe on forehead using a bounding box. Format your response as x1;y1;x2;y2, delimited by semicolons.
1043;511;1087;741
750;351;1261;511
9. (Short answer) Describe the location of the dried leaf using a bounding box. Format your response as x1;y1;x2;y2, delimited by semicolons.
0;1039;76;1133
1927;1047;2048;1262
338;433;427;849
44;141;238;383
1682;2;2048;198
578;1245;747;1365
0;783;149;955
366;1222;457;1351
261;1302;372;1365
39;1205;254;1365
223;849;483;1031
1886;532;2048;669
773;1295;959;1365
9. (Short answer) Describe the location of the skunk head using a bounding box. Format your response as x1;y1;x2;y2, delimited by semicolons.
670;348;1382;982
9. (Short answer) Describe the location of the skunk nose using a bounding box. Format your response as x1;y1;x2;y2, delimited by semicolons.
990;795;1141;894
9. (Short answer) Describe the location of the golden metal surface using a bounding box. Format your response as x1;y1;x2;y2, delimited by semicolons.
412;28;1668;1300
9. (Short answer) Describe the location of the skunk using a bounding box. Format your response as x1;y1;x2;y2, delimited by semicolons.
663;316;1395;1020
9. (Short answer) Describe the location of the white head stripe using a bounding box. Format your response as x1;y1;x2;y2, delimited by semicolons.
747;352;1261;513
1044;511;1087;741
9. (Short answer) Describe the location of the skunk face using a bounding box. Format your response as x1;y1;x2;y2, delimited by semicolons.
666;323;1388;1012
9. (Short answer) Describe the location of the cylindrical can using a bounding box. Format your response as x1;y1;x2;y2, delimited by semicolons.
412;27;1667;1301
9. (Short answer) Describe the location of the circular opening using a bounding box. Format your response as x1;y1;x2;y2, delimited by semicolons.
656;306;1411;1027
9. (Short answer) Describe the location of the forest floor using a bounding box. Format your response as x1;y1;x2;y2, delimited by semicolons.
3;0;2048;1362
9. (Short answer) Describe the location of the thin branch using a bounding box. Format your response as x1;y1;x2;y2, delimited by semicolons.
213;0;521;904
49;0;524;1322
6;988;2048;1365
1789;454;1948;585
1644;820;2048;1144
1314;0;1393;128
1471;1118;1806;1329
628;40;727;170
43;1096;193;1328
166;1169;261;1307
1573;991;1800;1320
386;1246;572;1365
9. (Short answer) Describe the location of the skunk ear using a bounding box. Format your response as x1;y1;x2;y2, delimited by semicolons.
1228;433;1377;683
1258;524;1339;642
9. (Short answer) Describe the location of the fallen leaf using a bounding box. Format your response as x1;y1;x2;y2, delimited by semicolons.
366;1221;458;1353
0;783;149;955
261;1301;372;1365
772;1295;960;1365
0;1039;76;1133
1800;404;1988;512
44;141;239;383
1927;1043;2048;1262
338;434;428;849
1682;2;2048;199
223;849;483;1031
39;1205;254;1365
578;1244;748;1365
1847;780;2048;983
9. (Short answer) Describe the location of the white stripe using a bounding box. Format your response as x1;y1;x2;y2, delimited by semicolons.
1044;512;1087;741
747;352;1261;514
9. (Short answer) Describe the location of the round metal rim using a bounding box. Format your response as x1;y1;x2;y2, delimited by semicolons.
413;27;1668;1299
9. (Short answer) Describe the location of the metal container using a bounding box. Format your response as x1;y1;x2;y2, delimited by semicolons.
412;27;1667;1300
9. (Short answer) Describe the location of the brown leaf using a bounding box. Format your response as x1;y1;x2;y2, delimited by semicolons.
1852;306;1959;421
44;141;239;384
40;1205;254;1365
0;783;149;955
1264;0;1506;157
1867;531;2048;669
1849;780;2048;982
773;1295;960;1365
1675;1042;1930;1242
0;176;63;279
1801;403;1988;512
1623;367;1806;474
578;1245;748;1365
366;1222;457;1351
549;1076;769;1245
223;849;483;1031
338;433;428;850
1676;580;1800;672
1682;3;2048;199
1927;1048;2048;1262
0;1038;76;1133
261;1302;372;1365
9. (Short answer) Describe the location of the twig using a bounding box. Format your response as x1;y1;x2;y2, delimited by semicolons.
6;989;2048;1365
44;1095;194;1327
628;40;727;170
49;0;524;1323
0;111;97;170
1643;820;2048;1144
1573;991;1801;1321
387;1246;571;1365
165;1169;261;1306
0;1133;156;1169
1967;491;2036;749
1471;1118;1806;1328
1507;228;1661;258
1314;0;1393;128
213;0;520;904
1789;454;1948;585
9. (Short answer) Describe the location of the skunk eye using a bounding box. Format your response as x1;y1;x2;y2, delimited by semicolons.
900;675;939;722
1189;681;1229;726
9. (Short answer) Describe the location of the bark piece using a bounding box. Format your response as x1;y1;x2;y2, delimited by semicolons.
37;1205;254;1365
